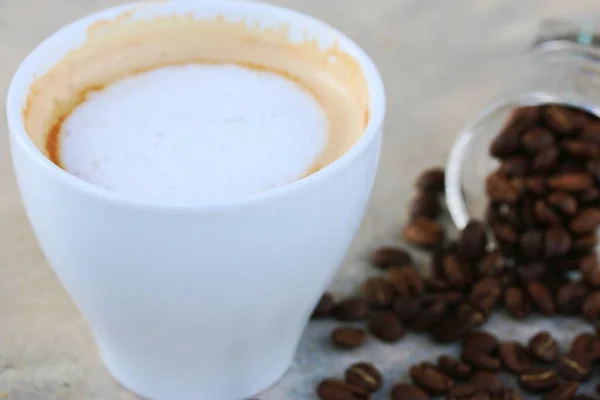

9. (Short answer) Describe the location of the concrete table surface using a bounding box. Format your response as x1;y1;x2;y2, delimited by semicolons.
1;1;599;399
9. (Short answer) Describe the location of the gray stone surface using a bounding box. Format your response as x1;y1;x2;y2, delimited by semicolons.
1;0;599;399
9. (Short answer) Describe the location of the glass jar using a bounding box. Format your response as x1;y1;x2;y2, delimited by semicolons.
446;16;600;230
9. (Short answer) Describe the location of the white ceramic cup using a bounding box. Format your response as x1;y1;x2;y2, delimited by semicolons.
6;1;385;399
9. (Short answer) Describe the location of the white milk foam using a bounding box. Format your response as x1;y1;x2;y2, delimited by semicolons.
60;64;328;203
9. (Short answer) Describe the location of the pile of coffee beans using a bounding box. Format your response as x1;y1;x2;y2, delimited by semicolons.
309;104;600;400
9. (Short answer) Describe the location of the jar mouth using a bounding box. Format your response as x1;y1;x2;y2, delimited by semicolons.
445;93;600;230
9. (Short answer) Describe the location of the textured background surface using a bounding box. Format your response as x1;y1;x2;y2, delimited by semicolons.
0;1;599;399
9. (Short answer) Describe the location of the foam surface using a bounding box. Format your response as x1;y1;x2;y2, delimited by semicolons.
59;64;328;203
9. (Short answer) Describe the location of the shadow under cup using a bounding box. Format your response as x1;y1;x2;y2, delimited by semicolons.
6;1;385;399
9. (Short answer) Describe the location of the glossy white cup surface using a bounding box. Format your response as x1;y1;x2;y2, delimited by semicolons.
6;1;385;399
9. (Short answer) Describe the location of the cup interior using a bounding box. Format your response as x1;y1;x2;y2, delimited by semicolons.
7;0;385;209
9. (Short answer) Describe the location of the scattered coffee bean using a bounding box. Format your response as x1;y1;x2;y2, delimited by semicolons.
486;172;520;203
416;167;445;193
476;250;505;279
446;383;478;399
527;282;555;316
312;292;335;319
410;299;447;332
344;362;382;393
437;355;472;381
391;291;421;322
455;302;487;329
556;282;588;315
409;362;454;395
461;346;501;371
362;277;395;309
331;327;367;350
317;378;370;400
570;208;600;233
543;381;579;400
505;287;531;319
528;331;559;364
390;384;429;400
332;298;369;321
370;246;412;269
557;352;592;381
367;311;405;343
403;217;445;247
534;200;562;226
582;291;600;322
410;191;442;219
518;368;559;393
499;342;532;375
457;220;488;262
387;265;424;296
469;371;504;392
547;192;578;216
464;331;499;353
470;278;502;312
570;333;600;361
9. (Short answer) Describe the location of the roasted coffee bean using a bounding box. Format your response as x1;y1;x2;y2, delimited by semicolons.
581;119;600;143
570;333;600;360
543;381;579;400
403;217;445;247
544;228;572;259
491;222;518;243
527;282;555;316
581;256;600;287
423;291;464;307
486;172;520;203
570;208;600;234
587;159;600;182
527;176;547;195
438;355;472;381
534;200;562;226
312;293;335;318
331;327;367;350
583;291;600;322
367;311;405;343
344;363;382;393
547;192;578;216
580;187;600;204
573;234;596;251
499;342;532;375
547;173;594;192
386;265;424;296
433;312;474;344
410;300;447;332
332;298;369;321
442;253;469;290
391;292;421;322
410;191;442;219
469;371;504;392
446;383;478;399
556;282;589;315
518;263;546;283
317;378;370;400
519;230;544;260
490;389;523;400
518;369;559;393
464;331;499;353
533;146;559;173
370;246;412;269
455;302;487;328
522;127;555;153
425;276;450;292
557;352;592;381
505;286;531;319
417;167;445;193
476;250;505;279
362;277;395;309
410;362;454;395
470;278;502;312
390;384;429;400
458;220;488;262
528;332;559;363
501;157;530;177
490;131;520;159
542;104;583;134
563;139;600;158
461;347;501;371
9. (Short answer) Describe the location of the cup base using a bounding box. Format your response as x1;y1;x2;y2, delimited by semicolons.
98;341;293;400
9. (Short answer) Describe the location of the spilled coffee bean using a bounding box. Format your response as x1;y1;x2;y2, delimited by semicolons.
331;327;367;350
344;362;382;393
317;378;370;400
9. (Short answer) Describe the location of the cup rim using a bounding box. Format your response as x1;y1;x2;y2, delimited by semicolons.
6;0;386;212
